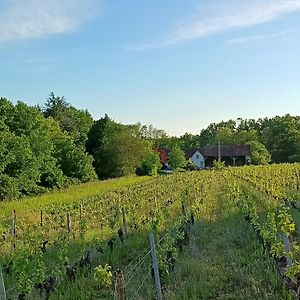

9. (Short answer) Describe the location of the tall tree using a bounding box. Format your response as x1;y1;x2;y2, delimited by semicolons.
259;115;300;162
90;119;153;179
168;147;186;169
43;92;93;147
86;114;110;155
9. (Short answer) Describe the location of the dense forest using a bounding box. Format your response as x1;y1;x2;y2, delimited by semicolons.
1;93;300;200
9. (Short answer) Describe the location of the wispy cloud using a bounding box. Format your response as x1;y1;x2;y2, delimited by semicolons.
226;28;300;45
0;56;53;74
127;0;300;51
0;0;99;42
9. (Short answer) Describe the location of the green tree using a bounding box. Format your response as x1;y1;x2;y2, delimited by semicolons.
43;92;93;147
86;114;110;155
259;115;300;163
0;98;97;199
235;129;258;144
179;132;200;148
53;135;97;182
248;141;271;165
214;127;234;145
199;120;236;146
136;149;161;176
168;147;186;169
92;120;152;178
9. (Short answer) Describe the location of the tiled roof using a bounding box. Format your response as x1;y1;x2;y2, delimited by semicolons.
200;144;250;157
154;147;169;163
184;148;201;159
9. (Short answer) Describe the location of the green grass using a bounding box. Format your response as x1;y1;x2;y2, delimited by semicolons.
163;181;291;300
0;175;150;218
291;208;300;240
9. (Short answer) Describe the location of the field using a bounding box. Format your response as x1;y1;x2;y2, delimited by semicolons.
1;165;300;299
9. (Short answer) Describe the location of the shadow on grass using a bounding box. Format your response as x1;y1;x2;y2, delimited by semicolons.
162;210;292;300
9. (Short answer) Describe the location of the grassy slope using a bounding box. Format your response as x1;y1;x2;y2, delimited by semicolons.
0;176;150;218
1;171;294;299
45;173;291;300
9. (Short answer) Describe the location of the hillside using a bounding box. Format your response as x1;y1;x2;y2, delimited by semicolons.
1;165;300;299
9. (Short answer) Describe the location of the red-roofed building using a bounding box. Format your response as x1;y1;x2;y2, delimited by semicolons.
154;147;169;164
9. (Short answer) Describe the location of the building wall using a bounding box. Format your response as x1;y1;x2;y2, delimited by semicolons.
191;151;205;169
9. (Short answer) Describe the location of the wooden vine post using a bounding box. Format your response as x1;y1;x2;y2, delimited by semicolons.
200;183;204;194
11;209;16;251
114;270;126;300
67;212;71;233
149;232;162;300
40;209;43;227
283;233;293;268
80;204;83;220
282;233;298;298
182;204;187;219
0;266;7;300
121;208;128;240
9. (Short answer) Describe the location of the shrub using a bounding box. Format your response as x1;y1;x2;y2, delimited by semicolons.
212;160;226;170
0;174;20;201
93;264;112;289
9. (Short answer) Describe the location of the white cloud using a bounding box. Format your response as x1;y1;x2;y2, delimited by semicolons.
127;0;300;50
0;0;99;42
226;28;300;45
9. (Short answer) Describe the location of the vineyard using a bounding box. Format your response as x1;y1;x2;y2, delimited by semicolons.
1;164;300;299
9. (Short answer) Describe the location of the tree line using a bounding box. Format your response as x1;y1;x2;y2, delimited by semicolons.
154;116;300;165
1;93;300;200
0;93;161;200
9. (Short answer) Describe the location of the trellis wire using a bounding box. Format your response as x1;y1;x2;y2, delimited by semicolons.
0;266;7;300
124;249;151;278
129;268;152;300
124;252;151;288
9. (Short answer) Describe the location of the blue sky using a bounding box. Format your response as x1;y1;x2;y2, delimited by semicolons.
1;0;300;135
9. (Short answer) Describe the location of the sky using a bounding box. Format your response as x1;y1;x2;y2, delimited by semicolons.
1;0;300;136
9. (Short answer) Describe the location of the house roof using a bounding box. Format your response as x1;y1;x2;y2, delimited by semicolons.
155;144;250;162
154;147;169;163
200;144;250;157
184;148;201;159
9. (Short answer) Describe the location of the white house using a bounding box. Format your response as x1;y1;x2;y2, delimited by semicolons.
184;145;251;168
185;149;205;169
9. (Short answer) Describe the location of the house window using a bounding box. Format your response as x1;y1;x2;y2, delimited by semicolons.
196;154;200;159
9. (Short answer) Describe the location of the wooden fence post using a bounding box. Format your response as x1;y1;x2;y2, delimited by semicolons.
283;233;293;268
0;266;7;300
40;209;43;227
80;204;83;220
11;210;16;237
283;233;297;298
149;232;162;300
11;210;16;251
67;213;71;233
200;184;204;194
114;270;126;300
182;204;187;219
121;208;128;240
